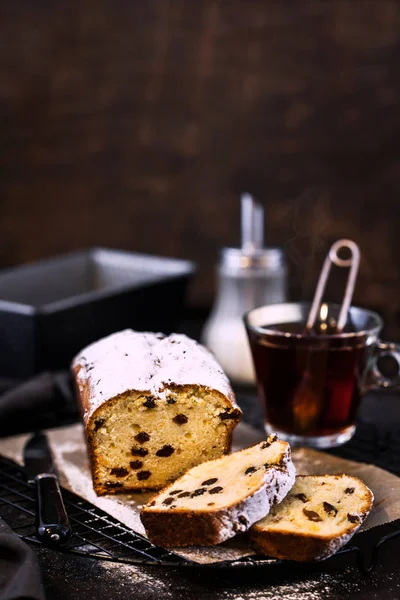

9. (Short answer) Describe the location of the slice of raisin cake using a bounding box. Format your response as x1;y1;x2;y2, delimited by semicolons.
250;474;374;561
140;436;295;547
72;330;242;494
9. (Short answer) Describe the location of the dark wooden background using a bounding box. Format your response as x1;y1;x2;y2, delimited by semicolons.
1;1;400;336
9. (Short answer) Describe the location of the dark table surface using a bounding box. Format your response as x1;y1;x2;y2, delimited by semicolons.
1;310;400;599
32;540;400;600
26;390;400;600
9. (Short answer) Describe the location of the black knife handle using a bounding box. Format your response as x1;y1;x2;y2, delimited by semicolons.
35;474;72;545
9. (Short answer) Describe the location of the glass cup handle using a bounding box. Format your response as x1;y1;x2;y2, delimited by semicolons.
370;341;400;389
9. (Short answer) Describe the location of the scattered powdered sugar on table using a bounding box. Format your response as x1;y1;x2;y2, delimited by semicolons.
96;559;175;599
92;560;335;600
219;573;345;600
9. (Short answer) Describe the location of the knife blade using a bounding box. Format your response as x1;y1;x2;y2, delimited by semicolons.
23;432;72;545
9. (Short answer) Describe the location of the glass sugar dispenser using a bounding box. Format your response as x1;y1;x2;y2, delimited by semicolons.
202;194;287;386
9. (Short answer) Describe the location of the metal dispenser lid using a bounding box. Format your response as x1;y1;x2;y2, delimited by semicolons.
219;193;286;275
220;247;286;275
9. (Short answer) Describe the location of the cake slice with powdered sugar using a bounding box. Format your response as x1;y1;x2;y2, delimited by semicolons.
250;474;374;561
140;435;295;547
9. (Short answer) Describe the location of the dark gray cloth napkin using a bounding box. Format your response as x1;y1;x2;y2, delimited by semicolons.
0;372;77;438
0;518;45;600
0;372;77;599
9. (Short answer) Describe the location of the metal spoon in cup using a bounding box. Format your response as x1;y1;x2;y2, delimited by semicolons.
293;240;361;433
305;239;361;334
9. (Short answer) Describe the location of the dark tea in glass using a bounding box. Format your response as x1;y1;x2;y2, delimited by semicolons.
244;303;400;447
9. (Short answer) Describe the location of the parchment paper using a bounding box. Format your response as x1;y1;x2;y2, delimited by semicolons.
1;422;399;565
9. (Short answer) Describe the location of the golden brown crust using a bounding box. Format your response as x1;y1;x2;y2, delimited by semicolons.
250;529;342;562
141;509;229;547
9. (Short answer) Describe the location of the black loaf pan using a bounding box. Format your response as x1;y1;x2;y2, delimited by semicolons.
0;248;195;378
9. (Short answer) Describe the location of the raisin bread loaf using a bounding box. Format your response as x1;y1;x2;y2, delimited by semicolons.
140;436;295;547
72;330;241;494
250;474;374;561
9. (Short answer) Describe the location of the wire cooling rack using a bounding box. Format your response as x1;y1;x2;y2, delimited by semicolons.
328;421;400;477
1;450;400;572
0;455;188;567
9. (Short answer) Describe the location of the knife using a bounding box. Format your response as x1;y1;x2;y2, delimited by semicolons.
23;432;72;545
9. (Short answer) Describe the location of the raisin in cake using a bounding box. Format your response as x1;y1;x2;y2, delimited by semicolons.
140;436;295;547
250;474;374;561
72;330;242;494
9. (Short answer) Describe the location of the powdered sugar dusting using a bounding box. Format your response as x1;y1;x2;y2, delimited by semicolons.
210;461;295;545
72;330;237;422
142;440;296;550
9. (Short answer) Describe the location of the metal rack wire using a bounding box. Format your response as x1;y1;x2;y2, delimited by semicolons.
0;455;188;566
1;452;400;571
329;421;400;477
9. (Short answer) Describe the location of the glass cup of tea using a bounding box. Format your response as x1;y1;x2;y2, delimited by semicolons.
243;302;400;448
